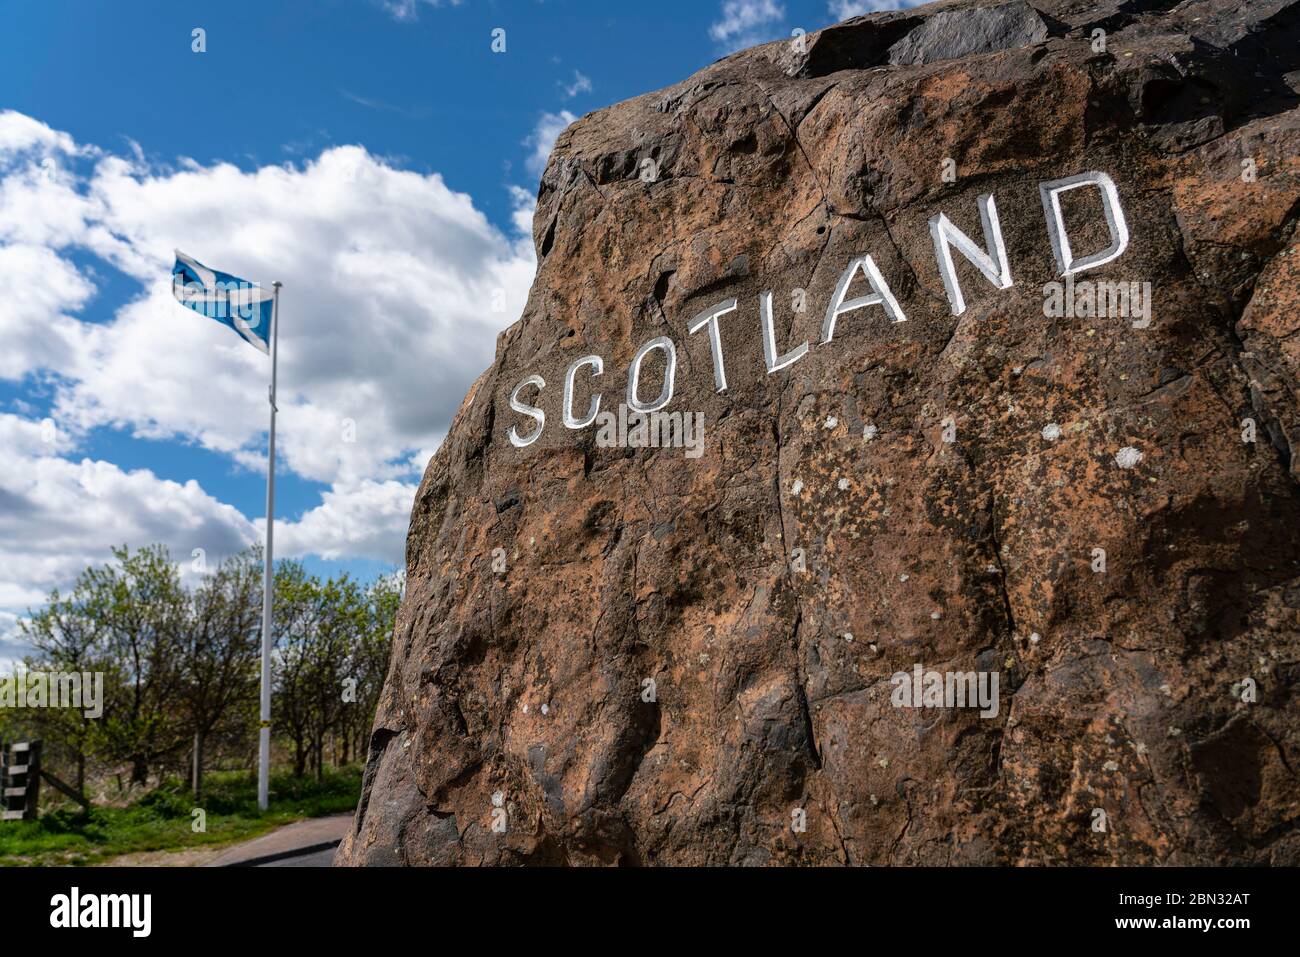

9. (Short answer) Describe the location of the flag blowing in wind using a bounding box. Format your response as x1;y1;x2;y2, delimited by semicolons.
172;250;274;354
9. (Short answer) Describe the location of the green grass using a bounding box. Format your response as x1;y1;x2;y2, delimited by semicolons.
0;766;361;866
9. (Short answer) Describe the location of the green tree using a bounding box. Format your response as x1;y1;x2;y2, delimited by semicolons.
18;581;112;797
91;545;188;786
274;563;367;779
179;548;262;800
345;572;400;763
13;545;397;803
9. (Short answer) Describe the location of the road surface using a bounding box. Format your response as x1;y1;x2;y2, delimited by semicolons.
260;845;337;866
206;812;352;867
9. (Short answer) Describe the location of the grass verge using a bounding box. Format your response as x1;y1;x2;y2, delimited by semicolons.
0;766;361;866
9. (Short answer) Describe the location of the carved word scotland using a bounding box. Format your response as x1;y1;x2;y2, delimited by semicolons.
507;171;1130;448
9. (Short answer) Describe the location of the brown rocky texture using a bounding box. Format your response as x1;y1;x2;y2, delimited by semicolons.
336;0;1300;866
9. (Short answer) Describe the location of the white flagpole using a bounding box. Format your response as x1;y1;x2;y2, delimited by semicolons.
258;280;281;812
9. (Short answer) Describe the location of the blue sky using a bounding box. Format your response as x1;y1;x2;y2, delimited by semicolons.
0;0;906;658
2;0;861;231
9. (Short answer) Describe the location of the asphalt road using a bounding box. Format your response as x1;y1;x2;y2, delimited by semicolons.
206;812;352;867
261;846;337;867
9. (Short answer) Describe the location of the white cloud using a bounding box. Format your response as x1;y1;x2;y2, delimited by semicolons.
524;110;577;178
0;111;538;627
0;110;80;157
0;114;534;489
341;89;431;119
710;0;786;51
0;413;257;612
378;0;462;22
48;145;535;489
508;185;537;238
0;244;95;379
828;0;925;20
560;70;593;99
275;479;417;564
0;611;26;669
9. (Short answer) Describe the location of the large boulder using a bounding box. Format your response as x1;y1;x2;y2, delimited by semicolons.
336;0;1300;865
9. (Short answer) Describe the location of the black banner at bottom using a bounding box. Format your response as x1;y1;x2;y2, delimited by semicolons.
2;865;1282;943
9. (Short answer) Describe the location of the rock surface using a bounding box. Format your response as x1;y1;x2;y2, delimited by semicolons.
336;0;1300;866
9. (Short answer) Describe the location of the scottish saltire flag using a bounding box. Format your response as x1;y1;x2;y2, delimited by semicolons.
172;251;273;354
